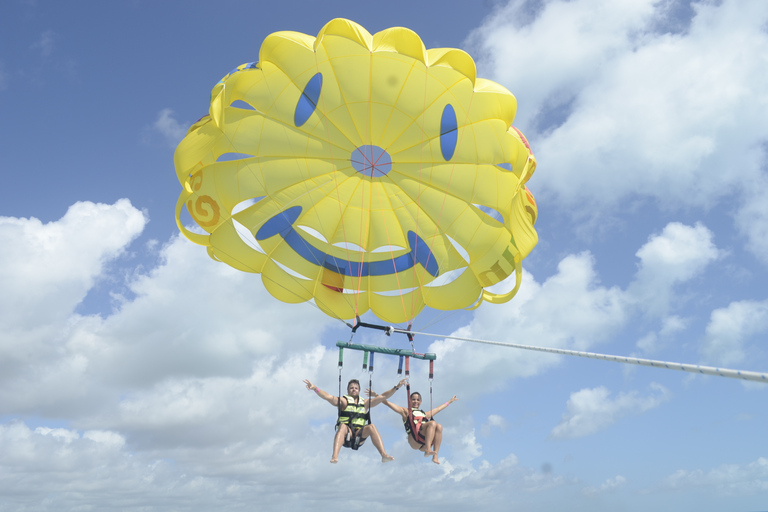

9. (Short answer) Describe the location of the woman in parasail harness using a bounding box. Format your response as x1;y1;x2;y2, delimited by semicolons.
304;378;406;463
380;390;458;464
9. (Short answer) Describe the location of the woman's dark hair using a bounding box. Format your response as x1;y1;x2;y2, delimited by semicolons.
410;391;422;400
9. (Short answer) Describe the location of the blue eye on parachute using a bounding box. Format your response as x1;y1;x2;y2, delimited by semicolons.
440;104;458;161
173;18;538;325
294;72;322;127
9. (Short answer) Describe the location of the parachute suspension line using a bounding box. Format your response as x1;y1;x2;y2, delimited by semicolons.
367;351;375;423
415;91;479;332
389;328;768;384
428;359;434;420
407;61;429;325
346;51;377;321
405;356;411;412
411;308;464;339
310;56;360;320
371;180;411;325
338;346;344;417
352;131;375;318
254;271;354;326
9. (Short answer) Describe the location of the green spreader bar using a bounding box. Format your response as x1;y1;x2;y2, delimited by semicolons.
336;341;436;361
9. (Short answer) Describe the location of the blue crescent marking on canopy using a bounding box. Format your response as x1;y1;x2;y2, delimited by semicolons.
255;206;439;278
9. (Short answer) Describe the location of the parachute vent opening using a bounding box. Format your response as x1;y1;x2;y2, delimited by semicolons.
229;99;257;110
423;267;467;288
297;225;328;243
232;197;265;215
485;267;519;295
333;241;366;252
371;245;406;254
272;259;311;281
373;287;418;297
232;218;266;254
350;145;392;177
445;235;470;264
440;104;458;161
216;152;255;162
294;72;322;127
474;204;505;225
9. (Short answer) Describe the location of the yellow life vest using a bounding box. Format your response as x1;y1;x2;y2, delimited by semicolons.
337;395;369;430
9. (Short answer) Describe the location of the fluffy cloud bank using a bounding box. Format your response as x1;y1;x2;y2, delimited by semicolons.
550;383;670;439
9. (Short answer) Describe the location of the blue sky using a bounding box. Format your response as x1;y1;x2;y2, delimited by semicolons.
1;0;768;511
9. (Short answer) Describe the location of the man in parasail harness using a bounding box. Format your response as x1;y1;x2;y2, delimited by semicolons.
304;377;406;463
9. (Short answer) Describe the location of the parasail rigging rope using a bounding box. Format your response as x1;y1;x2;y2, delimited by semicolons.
388;328;768;384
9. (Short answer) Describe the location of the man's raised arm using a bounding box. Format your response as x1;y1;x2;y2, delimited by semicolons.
367;378;408;407
304;379;342;408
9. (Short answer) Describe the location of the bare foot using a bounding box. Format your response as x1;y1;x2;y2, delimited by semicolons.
330;458;338;464
381;454;395;463
424;450;436;458
431;454;440;465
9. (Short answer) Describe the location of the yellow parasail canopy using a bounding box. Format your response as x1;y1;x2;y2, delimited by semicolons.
174;18;538;324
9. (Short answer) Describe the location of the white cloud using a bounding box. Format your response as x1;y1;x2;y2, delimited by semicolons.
0;199;719;488
0;200;146;407
628;222;720;316
583;475;627;496
0;199;338;425
35;426;80;443
469;0;658;129
429;252;629;397
427;221;720;397
635;315;687;355
2;1;766;509
480;414;509;437
0;418;572;511
735;173;768;264
30;30;55;58
150;108;189;147
469;0;768;241
0;200;146;326
700;299;768;366
0;197;589;509
662;457;768;495
550;383;670;439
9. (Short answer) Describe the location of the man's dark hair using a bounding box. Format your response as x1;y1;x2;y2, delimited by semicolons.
347;379;360;391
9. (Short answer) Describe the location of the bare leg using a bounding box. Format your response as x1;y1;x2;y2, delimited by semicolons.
362;424;394;462
331;425;348;463
421;422;438;458
430;423;443;464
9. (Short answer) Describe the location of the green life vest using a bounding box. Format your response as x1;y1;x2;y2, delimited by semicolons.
337;395;369;429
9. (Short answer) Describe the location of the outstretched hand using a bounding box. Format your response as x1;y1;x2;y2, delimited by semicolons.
365;388;378;398
303;379;316;391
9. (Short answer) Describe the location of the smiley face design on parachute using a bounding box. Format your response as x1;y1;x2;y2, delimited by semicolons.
173;18;538;323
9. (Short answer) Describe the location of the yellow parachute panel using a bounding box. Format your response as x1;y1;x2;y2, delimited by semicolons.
174;19;538;324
